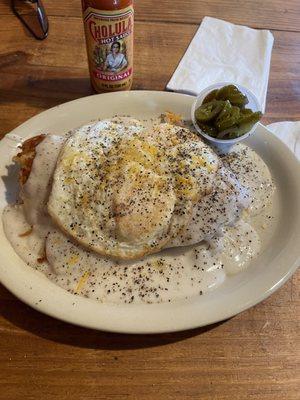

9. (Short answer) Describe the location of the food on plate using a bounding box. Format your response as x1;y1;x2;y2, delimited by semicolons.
14;134;46;185
2;116;275;304
48;120;220;259
194;85;263;139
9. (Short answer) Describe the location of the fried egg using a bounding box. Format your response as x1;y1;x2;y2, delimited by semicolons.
48;121;220;259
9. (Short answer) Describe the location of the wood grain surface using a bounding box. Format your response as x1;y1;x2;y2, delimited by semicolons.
0;1;299;399
1;0;300;31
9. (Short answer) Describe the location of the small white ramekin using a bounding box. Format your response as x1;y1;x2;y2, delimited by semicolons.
191;82;261;152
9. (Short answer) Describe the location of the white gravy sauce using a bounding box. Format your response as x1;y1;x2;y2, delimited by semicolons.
3;135;276;304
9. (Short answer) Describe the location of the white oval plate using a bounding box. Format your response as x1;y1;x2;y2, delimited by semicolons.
0;91;299;334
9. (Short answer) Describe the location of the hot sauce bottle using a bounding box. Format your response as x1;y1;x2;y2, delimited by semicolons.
81;0;134;92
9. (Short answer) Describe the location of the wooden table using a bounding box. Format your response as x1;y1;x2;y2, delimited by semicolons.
0;1;299;399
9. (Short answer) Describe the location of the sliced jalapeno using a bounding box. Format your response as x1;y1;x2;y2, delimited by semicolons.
215;100;232;121
202;89;219;104
197;122;218;137
216;85;248;107
215;105;240;132
240;108;253;115
195;84;263;140
217;111;262;139
237;111;262;125
195;100;225;122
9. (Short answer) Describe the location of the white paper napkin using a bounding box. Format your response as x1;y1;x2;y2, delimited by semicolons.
167;17;274;112
267;121;300;160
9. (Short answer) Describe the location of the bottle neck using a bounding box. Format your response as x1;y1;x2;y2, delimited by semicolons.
82;0;132;11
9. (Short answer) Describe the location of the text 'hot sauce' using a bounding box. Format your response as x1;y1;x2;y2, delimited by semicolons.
81;0;134;92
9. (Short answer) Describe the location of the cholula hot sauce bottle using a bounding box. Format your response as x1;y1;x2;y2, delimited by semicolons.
81;0;134;92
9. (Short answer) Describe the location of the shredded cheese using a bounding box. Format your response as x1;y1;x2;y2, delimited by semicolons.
74;271;90;293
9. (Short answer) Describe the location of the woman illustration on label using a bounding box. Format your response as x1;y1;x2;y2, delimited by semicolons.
104;41;128;72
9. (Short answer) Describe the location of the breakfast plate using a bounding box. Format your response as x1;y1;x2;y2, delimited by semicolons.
0;90;299;334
